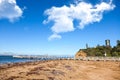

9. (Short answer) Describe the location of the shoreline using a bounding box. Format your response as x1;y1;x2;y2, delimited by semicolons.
0;60;120;80
0;59;119;68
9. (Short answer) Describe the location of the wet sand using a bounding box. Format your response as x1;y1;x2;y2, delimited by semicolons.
0;60;120;80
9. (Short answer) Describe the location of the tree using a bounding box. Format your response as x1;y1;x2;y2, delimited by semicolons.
79;41;120;57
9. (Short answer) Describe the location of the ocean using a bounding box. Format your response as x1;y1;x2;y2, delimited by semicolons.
0;55;34;64
0;55;74;64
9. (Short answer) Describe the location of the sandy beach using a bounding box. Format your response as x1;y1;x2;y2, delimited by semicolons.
0;60;120;80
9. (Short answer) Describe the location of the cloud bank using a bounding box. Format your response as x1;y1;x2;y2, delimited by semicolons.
44;0;115;40
0;0;23;22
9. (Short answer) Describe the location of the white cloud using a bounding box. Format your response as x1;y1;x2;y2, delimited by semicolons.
48;34;62;41
44;0;115;40
0;0;23;22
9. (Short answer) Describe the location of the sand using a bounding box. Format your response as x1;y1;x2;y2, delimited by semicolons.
0;60;120;80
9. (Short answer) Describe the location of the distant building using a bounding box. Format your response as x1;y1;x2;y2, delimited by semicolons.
104;52;107;57
86;43;88;49
105;39;110;47
117;40;120;46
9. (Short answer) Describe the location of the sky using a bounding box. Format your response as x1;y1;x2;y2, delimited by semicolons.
0;0;120;55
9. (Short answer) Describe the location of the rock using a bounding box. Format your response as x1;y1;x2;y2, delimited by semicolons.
75;50;87;58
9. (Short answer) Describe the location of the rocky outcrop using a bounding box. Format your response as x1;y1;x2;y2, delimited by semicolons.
75;50;87;58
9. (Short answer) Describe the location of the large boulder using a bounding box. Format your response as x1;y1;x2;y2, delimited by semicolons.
75;50;87;58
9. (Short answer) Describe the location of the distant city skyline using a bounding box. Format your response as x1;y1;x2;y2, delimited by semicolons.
0;0;120;55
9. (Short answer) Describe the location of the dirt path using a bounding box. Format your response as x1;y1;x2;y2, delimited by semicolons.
0;60;120;80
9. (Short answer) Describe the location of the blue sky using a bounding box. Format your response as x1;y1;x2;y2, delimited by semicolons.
0;0;120;55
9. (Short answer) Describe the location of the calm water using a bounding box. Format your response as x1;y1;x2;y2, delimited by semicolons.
0;55;33;64
0;55;74;64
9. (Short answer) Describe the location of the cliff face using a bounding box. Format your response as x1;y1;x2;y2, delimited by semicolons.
75;50;87;58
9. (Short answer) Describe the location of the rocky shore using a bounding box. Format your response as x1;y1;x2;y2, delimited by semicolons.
0;60;120;80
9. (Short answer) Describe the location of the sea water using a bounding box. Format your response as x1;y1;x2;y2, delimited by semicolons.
0;55;33;64
0;55;74;64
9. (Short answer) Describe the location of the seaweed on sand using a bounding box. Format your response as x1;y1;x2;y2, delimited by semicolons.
51;69;65;76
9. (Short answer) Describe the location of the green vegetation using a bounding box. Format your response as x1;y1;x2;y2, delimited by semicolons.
80;40;120;57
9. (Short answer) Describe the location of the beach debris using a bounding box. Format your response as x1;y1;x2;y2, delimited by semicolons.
64;65;72;70
48;76;55;80
51;69;64;76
